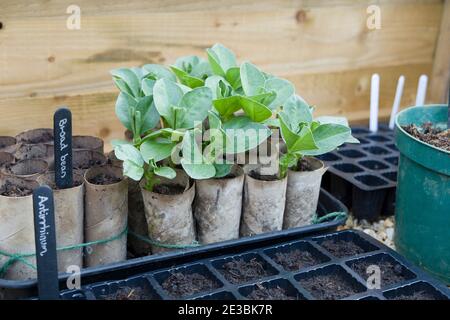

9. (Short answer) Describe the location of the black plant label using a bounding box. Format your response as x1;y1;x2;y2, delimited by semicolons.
53;107;73;188
33;185;59;300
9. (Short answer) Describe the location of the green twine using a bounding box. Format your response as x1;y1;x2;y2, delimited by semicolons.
0;226;128;278
1;213;347;277
128;230;200;249
311;211;348;224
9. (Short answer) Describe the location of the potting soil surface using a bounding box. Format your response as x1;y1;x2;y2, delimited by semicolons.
0;181;33;196
350;258;409;287
219;258;273;284
161;272;220;298
19;132;53;144
248;171;279;181
403;122;450;151
246;284;301;300
101;286;154;300
390;291;437;300
75;160;105;170
89;173;122;185
320;239;366;258
274;249;324;271
298;273;361;300
153;183;185;195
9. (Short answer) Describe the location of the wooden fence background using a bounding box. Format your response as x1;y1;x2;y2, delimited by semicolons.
0;0;449;149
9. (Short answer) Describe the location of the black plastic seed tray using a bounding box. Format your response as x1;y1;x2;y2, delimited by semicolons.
318;124;399;221
1;189;347;299
57;229;450;300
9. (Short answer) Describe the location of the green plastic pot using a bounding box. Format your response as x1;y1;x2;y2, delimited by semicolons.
395;105;450;284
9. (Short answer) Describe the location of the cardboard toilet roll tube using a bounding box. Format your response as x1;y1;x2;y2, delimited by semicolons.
37;172;84;272
0;176;39;280
1;159;48;180
73;150;107;175
73;136;104;153
240;170;287;237
140;170;195;254
0;152;15;168
15;128;53;144
84;165;127;267
127;179;152;256
194;166;244;244
14;143;54;162
0;136;16;153
283;157;327;229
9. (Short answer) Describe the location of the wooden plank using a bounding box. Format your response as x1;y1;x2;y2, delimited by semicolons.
0;0;445;150
430;0;450;103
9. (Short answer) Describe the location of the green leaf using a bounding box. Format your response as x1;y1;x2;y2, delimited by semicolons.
142;78;155;96
123;160;144;181
281;95;313;131
178;86;213;128
302;124;352;156
170;66;205;88
111;139;131;147
240;96;272;122
225;67;241;90
110;68;141;98
289;125;318;153
214;163;233;178
213;96;241;118
249;92;276;107
140;138;176;163
315;116;349;126
142;64;176;82
154;166;176;179
223;116;272;154
264;77;295;109
240;62;266;96
181;130;216;179
207;44;237;76
279;113;301;150
115;92;136;130
114;144;144;166
153;78;184;127
135;96;159;133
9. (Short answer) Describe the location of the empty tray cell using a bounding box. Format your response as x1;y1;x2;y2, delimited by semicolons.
358;160;389;171
60;290;89;300
295;264;366;300
334;163;364;173
212;253;278;285
195;291;237;300
386;143;398;151
383;281;449;300
355;174;388;187
356;137;369;145
382;171;397;182
155;264;222;299
264;241;330;271
338;149;367;159
316;153;341;162
90;276;161;300
359;296;381;300
384;156;399;166
239;278;305;300
346;253;416;288
363;146;390;155
314;230;379;258
367;135;390;142
351;128;370;134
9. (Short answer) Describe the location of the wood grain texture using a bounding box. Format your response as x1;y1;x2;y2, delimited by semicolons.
0;0;446;150
430;0;450;103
